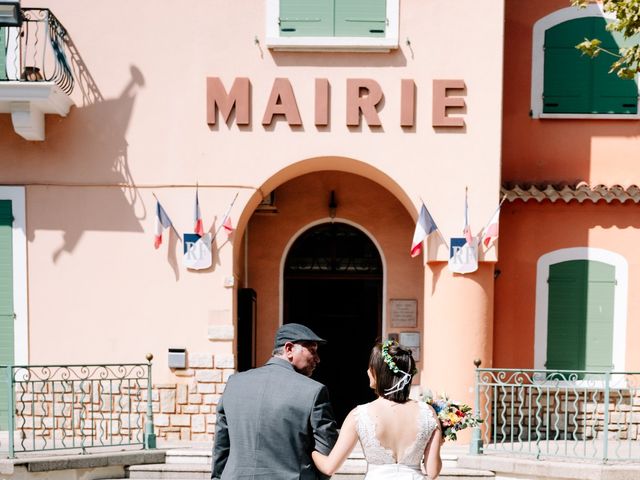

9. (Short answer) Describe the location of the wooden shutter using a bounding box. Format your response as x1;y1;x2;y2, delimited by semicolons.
546;261;585;371
584;261;615;371
546;260;615;373
592;27;638;114
544;17;639;114
543;18;593;114
279;0;334;37
335;0;386;37
0;200;14;430
0;28;6;81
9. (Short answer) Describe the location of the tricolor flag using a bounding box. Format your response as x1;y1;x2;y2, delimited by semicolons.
463;189;473;244
482;208;500;248
194;190;204;237
154;200;174;249
222;215;234;236
410;203;438;258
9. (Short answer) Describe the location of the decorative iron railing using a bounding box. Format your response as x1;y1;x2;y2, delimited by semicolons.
471;367;640;463
0;8;74;94
1;357;156;457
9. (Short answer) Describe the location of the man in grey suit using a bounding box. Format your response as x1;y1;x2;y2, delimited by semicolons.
212;323;338;479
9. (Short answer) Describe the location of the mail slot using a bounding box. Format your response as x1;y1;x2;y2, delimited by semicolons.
168;348;187;369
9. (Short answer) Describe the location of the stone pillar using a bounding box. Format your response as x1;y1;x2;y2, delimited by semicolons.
421;262;494;409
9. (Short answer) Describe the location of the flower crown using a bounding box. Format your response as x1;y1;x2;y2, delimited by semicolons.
382;340;418;376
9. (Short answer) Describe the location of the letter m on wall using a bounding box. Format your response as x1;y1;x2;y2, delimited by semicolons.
206;77;251;126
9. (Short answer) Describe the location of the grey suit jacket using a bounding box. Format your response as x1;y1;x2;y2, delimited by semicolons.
212;357;338;479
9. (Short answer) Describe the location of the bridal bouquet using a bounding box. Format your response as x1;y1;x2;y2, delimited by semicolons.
423;393;483;441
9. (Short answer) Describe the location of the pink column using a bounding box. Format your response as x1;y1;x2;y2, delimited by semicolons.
421;262;494;430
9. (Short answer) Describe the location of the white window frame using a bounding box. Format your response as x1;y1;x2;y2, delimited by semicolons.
534;247;628;375
265;0;399;52
0;186;28;365
531;4;640;120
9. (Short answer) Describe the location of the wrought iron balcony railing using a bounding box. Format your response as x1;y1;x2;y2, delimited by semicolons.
0;8;74;94
471;367;640;463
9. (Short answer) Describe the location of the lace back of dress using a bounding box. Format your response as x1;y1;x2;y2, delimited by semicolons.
355;402;438;467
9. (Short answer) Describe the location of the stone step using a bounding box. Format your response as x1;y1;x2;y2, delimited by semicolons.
117;448;470;479
121;464;491;479
165;449;212;465
127;463;211;479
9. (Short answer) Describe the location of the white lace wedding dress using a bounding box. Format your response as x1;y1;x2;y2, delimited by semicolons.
355;401;438;479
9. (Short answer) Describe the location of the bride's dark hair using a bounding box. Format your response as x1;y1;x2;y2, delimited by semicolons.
368;341;416;403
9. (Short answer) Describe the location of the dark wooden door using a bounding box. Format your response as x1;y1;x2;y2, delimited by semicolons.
283;223;382;425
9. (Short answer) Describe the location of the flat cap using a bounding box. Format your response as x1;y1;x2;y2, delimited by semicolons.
274;323;327;349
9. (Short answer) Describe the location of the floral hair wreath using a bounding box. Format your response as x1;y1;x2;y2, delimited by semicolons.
381;340;418;377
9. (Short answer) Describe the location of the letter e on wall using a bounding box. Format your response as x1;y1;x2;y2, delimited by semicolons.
432;80;466;128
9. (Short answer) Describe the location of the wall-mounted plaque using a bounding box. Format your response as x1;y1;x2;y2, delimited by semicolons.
390;299;417;328
399;332;420;348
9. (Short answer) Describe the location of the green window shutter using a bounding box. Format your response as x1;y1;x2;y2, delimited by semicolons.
335;0;386;37
584;262;615;371
546;261;586;371
280;0;334;37
0;200;14;430
544;17;639;114
0;28;6;81
546;260;615;374
543;18;594;114
591;27;639;114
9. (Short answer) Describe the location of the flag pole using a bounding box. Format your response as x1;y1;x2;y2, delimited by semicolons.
212;192;239;241
152;192;182;242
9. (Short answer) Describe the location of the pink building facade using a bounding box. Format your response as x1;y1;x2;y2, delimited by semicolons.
1;0;638;441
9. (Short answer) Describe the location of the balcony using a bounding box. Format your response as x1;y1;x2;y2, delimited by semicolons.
0;8;74;140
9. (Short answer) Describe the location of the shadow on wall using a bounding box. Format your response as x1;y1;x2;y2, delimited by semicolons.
48;63;146;263
9;29;148;262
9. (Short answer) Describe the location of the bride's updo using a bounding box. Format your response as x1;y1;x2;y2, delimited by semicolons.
368;340;417;403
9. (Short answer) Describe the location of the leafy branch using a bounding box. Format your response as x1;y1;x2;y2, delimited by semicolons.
571;0;640;80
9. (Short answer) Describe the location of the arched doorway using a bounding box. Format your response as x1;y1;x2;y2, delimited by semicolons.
283;222;382;424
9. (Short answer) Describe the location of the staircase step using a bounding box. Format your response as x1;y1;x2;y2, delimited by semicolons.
440;467;496;478
127;463;210;479
165;449;212;464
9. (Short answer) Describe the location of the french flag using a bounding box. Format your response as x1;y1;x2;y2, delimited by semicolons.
194;191;204;237
482;209;500;247
154;200;174;249
410;203;438;258
222;215;234;236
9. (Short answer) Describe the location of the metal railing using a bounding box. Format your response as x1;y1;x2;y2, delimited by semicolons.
1;8;74;94
1;355;156;457
471;367;640;463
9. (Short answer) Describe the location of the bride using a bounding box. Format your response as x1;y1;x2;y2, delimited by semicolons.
312;341;443;479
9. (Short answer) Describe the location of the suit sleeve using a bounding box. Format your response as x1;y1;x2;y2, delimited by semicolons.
310;385;338;456
211;393;230;479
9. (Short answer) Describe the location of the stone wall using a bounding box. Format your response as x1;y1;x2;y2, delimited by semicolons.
151;352;235;441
